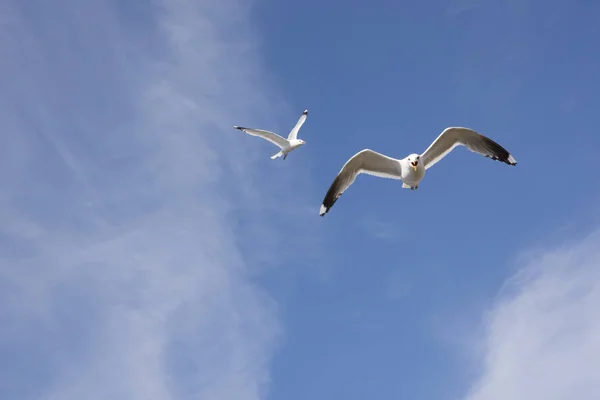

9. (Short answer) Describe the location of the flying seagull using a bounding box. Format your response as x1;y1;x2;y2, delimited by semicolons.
319;127;517;216
233;109;308;160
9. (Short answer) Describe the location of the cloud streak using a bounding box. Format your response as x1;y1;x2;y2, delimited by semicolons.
0;0;286;399
465;229;600;400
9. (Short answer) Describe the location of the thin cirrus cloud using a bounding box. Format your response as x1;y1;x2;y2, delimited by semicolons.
0;0;288;399
465;228;600;400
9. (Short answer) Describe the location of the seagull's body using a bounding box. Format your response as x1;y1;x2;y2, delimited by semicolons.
319;127;517;216
233;109;308;160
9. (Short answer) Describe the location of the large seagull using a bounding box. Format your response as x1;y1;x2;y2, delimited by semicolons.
233;109;308;160
319;127;517;216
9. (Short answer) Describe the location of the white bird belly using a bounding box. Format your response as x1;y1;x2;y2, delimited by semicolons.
284;142;302;153
401;166;425;186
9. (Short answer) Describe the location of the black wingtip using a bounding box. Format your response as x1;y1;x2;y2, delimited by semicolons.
303;109;308;115
233;125;245;131
499;153;517;166
319;204;328;217
481;136;518;167
320;179;344;217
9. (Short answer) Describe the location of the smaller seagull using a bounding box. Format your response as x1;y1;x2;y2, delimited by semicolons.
319;127;517;217
233;109;308;160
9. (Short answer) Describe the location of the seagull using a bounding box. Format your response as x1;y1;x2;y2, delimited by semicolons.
233;109;308;160
319;127;517;216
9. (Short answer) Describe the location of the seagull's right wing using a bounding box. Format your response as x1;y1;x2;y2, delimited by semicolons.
420;127;517;170
233;126;288;149
319;149;403;216
287;109;308;141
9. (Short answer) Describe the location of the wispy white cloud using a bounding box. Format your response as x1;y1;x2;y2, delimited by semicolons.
465;229;600;400
0;0;291;399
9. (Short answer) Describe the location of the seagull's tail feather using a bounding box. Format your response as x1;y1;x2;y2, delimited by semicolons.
271;151;284;160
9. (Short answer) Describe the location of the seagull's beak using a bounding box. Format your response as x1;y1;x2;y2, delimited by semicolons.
411;161;418;171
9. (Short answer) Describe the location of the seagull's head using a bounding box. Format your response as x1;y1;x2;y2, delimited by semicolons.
297;139;306;145
408;154;420;171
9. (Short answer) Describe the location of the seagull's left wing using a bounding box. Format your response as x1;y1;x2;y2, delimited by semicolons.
319;149;403;216
287;110;308;141
233;126;288;148
420;127;517;170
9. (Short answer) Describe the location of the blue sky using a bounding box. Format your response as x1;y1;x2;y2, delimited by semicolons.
1;0;600;399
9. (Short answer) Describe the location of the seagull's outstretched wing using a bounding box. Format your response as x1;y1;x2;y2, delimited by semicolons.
420;127;517;170
320;149;403;216
233;126;288;149
287;109;308;141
